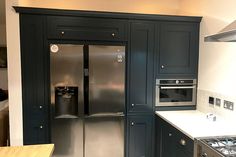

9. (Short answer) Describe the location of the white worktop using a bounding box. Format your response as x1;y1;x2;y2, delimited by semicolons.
155;110;236;140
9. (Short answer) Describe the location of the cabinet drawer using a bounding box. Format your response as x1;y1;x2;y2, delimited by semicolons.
47;16;128;41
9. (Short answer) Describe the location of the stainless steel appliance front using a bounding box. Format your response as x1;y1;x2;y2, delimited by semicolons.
155;79;197;107
50;44;125;157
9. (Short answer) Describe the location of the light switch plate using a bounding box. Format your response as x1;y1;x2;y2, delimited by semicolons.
224;100;234;111
215;98;221;107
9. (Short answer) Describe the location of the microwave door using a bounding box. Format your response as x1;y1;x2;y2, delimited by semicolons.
156;85;196;106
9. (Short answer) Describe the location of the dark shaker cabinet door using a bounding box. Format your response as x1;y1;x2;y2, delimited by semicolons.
158;22;199;75
20;14;49;144
128;22;154;113
127;115;153;157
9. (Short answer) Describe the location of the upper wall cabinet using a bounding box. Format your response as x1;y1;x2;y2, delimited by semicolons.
47;16;128;41
128;22;154;113
156;22;200;78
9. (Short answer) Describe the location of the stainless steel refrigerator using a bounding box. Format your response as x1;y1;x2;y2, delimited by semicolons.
50;44;125;157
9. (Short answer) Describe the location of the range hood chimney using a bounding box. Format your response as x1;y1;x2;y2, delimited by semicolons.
205;20;236;42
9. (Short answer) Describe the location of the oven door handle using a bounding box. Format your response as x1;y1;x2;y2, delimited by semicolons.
160;86;196;89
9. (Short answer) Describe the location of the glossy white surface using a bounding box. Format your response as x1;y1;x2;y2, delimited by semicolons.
156;110;236;140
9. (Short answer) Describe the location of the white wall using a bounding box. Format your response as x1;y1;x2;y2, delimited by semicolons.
179;0;236;119
179;0;236;96
6;0;23;146
19;0;180;15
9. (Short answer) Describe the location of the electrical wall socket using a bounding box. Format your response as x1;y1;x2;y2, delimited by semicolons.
215;98;221;107
209;97;214;105
223;100;234;111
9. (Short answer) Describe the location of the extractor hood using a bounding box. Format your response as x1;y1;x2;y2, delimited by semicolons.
205;20;236;42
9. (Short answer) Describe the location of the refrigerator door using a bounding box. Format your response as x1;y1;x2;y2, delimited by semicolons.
88;45;125;116
84;117;124;157
50;44;84;117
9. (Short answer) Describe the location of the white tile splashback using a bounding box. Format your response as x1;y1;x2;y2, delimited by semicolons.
197;89;236;121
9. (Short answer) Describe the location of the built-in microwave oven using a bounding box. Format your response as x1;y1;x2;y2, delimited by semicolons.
155;79;197;107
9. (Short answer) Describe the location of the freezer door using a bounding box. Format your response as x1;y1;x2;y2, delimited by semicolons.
50;44;84;117
88;45;125;115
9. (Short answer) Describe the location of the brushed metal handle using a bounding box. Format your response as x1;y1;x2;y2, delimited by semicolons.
160;86;196;89
161;65;164;69
111;33;115;37
131;122;134;126
180;139;186;146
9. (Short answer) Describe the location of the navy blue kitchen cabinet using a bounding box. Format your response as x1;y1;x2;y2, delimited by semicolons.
127;22;154;114
47;16;128;41
15;6;201;153
156;115;194;157
127;115;154;157
156;22;200;78
20;14;50;144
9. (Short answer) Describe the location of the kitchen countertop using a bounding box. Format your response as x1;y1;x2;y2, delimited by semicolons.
156;110;236;140
0;144;54;157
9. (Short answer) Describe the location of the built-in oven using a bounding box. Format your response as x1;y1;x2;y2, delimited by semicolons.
155;79;197;107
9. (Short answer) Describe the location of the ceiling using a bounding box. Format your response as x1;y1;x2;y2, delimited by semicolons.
0;0;5;24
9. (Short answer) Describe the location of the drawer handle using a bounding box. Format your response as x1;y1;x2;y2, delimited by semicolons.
111;33;116;37
180;139;186;146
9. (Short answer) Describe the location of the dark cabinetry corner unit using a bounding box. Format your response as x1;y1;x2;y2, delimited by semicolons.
156;22;200;78
156;115;193;157
128;22;154;114
127;115;154;157
20;14;50;144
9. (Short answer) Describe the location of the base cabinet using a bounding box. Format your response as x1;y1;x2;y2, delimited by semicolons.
156;115;193;157
127;115;154;157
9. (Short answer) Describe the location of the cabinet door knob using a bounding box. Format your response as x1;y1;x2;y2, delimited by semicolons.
161;65;165;69
168;133;172;137
180;139;186;146
131;122;134;126
111;33;115;37
61;31;65;35
131;104;135;107
39;105;43;109
201;153;208;157
39;125;43;129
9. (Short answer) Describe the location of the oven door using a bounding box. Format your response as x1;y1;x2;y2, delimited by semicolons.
156;85;196;107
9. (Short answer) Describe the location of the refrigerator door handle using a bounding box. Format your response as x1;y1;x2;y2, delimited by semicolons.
85;112;125;118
